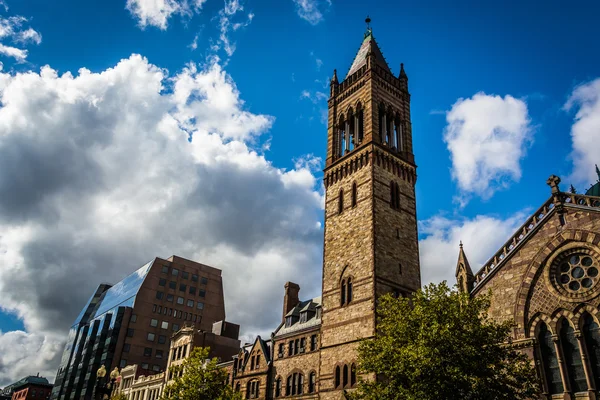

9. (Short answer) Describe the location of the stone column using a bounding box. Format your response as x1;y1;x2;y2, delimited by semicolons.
398;122;404;151
575;332;597;399
382;113;387;144
345;120;350;153
553;335;573;400
354;114;359;145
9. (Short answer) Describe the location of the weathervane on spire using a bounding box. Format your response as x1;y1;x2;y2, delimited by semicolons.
365;15;372;36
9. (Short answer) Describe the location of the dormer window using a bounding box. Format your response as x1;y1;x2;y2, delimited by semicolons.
285;315;298;327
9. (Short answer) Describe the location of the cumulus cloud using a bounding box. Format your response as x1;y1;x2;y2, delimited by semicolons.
125;0;208;30
444;93;532;203
564;78;600;185
292;0;331;25
300;89;327;104
0;55;323;385
0;7;41;62
419;212;528;286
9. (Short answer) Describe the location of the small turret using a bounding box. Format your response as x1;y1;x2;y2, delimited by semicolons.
455;241;474;293
330;69;338;97
399;63;408;91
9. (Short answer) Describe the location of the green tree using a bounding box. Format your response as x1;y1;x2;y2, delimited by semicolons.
349;282;539;400
160;347;242;400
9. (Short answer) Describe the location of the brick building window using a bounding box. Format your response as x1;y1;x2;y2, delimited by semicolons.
201;277;208;285
309;372;316;393
159;278;166;286
341;277;353;306
150;319;158;327
144;347;152;357
177;297;184;305
156;291;164;300
182;271;189;279
199;289;206;298
351;182;357;207
189;286;196;295
256;354;260;368
351;363;357;387
166;294;173;302
338;189;344;214
197;302;204;310
161;266;168;274
335;366;340;389
169;281;176;289
179;283;187;292
147;333;155;342
192;274;198;282
288;342;293;356
187;299;194;308
275;378;282;397
172;268;179;276
311;334;317;351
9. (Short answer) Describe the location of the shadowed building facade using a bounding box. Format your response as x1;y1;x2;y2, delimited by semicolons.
457;173;600;399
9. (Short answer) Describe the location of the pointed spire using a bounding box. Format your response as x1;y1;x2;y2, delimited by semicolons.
399;63;407;79
456;241;474;293
331;69;338;85
346;17;391;79
596;164;600;181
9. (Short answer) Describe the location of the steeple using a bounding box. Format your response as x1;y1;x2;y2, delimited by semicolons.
456;241;475;293
346;17;392;78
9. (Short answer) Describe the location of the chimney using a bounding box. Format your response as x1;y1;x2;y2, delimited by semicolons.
283;282;300;321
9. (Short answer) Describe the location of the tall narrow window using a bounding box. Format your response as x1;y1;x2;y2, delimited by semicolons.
309;372;316;393
351;363;357;387
343;365;349;388
347;278;353;303
348;108;355;151
390;181;396;209
560;319;588;392
397;119;404;151
286;376;292;396
250;355;255;370
341;279;346;306
340;115;347;155
358;107;364;143
275;378;281;397
338;189;344;214
539;322;564;394
583;314;600;389
335;366;341;389
351;182;357;207
297;374;304;395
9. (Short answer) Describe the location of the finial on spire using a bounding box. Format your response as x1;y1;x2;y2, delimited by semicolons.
459;240;463;249
365;16;371;29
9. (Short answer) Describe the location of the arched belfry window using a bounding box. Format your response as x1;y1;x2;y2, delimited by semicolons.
351;363;357;387
338;189;344;214
343;364;349;387
559;319;587;392
356;103;364;144
538;322;564;394
348;107;355;151
338;114;346;157
335;366;341;389
583;313;600;388
351;182;357;207
378;103;385;140
395;116;403;151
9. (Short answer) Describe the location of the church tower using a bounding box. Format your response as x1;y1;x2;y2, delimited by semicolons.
318;20;421;398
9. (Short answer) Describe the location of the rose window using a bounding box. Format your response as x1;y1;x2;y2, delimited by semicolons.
557;254;599;292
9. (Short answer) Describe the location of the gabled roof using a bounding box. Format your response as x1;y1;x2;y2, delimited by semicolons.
346;29;391;79
237;336;271;368
471;189;600;294
275;296;321;337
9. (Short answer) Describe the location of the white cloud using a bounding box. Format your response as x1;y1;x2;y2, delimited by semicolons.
419;211;527;286
0;330;63;383
444;93;532;202
0;42;26;61
214;0;253;58
300;89;327;104
0;8;41;62
125;0;183;30
564;78;600;185
292;0;331;25
0;54;323;385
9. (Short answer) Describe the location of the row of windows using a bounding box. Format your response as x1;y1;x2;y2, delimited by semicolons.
158;279;207;296
160;266;208;285
335;105;364;157
151;304;203;323
337;183;358;214
172;344;189;361
273;372;317;397
335;364;357;389
278;334;318;358
13;389;50;399
538;315;600;395
155;291;205;304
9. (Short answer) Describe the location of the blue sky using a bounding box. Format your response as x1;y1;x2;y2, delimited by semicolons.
0;0;599;385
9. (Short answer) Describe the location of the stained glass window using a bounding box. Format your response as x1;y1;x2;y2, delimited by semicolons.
583;314;600;389
539;323;564;394
560;319;588;392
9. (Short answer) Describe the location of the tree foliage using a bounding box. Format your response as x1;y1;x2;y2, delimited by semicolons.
349;282;539;400
160;347;242;400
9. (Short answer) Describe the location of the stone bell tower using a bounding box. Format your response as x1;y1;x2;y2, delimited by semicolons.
318;19;421;398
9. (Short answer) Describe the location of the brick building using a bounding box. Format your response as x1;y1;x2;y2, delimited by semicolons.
228;21;421;399
51;255;230;400
457;174;600;399
3;376;53;400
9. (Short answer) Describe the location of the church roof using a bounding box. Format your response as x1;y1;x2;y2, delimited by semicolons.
346;29;392;79
470;180;600;294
